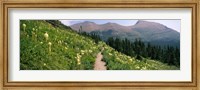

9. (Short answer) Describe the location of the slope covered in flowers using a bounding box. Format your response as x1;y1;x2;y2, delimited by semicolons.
20;20;179;70
20;20;100;70
102;44;178;70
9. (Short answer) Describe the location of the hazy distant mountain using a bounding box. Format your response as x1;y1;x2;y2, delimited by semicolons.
70;20;180;47
70;21;132;32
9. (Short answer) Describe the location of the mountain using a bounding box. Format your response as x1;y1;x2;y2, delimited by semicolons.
130;20;180;47
20;20;178;70
70;20;180;47
70;21;132;32
70;21;100;32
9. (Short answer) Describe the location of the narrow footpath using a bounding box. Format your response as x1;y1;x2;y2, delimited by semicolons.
94;48;107;70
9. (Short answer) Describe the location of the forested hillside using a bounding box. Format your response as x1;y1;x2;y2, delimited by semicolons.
70;20;180;47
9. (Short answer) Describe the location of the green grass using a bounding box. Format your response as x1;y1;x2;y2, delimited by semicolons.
102;44;178;70
20;20;100;70
20;20;179;70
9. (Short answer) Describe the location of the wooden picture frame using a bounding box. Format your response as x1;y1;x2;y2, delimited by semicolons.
0;0;199;90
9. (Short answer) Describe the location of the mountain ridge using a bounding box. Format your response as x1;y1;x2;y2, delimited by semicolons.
69;20;180;47
70;20;179;32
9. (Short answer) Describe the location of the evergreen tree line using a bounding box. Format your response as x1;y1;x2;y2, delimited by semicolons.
78;26;101;44
106;37;180;67
76;26;180;67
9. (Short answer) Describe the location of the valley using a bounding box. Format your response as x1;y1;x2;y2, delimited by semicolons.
20;20;179;70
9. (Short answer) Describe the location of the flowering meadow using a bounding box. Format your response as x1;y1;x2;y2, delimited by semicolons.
20;20;100;70
20;20;178;70
102;45;178;70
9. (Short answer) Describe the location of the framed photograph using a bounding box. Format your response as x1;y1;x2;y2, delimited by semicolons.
1;0;199;89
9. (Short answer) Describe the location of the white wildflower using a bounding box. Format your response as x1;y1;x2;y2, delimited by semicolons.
77;59;81;65
89;50;92;53
76;53;81;65
141;66;147;70
23;23;26;27
32;28;35;31
48;42;52;46
58;40;62;44
81;52;84;55
81;50;85;53
44;32;49;42
136;66;140;69
48;42;52;53
22;23;26;32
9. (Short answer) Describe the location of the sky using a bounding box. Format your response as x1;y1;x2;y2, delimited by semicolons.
60;20;180;32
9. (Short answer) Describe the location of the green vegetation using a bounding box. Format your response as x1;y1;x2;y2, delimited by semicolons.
102;43;178;70
20;20;179;70
20;20;100;70
106;37;180;67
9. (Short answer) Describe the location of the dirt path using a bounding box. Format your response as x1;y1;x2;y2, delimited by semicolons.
94;52;107;70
